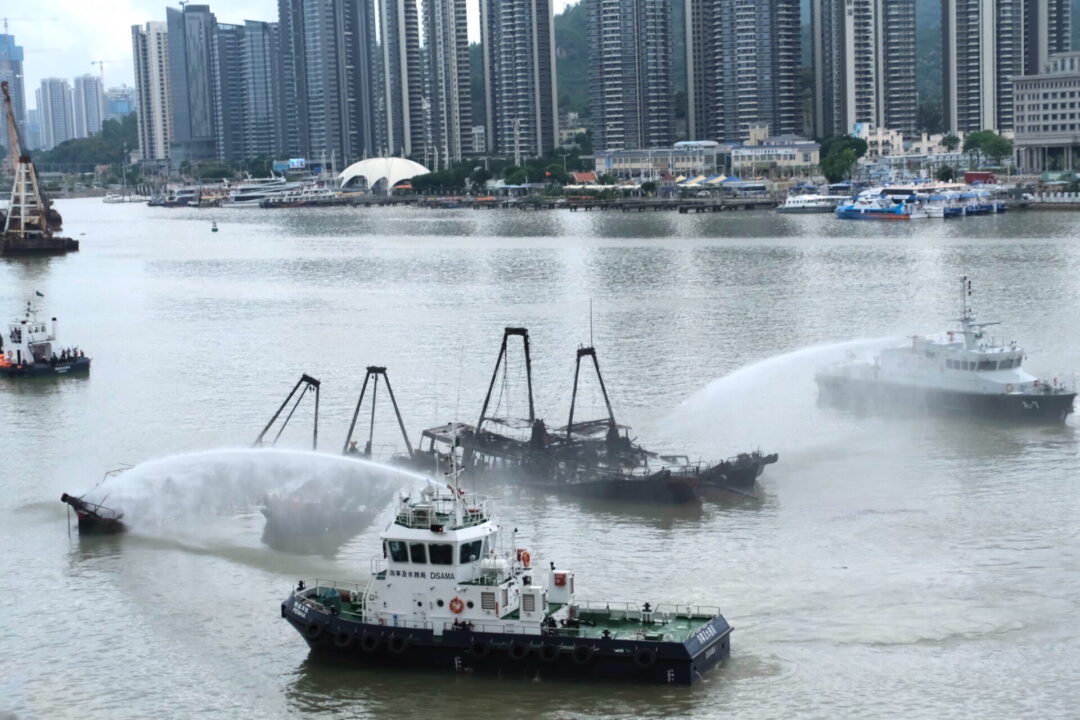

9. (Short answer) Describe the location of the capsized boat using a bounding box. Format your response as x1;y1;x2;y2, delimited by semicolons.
816;277;1076;422
0;297;90;378
61;492;125;534
281;455;733;684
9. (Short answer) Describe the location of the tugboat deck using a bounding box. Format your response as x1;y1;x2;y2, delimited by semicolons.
302;582;718;643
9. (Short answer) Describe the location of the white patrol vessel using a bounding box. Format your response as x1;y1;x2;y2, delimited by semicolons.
816;277;1075;422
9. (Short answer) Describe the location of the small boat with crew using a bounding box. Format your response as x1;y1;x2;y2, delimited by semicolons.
0;297;90;378
281;449;733;684
775;194;844;214
816;277;1076;422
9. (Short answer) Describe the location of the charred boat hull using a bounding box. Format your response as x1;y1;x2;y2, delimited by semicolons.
60;493;125;534
816;373;1076;422
557;470;701;504
282;594;731;685
699;452;779;490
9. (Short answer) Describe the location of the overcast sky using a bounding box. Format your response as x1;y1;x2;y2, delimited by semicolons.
14;0;579;108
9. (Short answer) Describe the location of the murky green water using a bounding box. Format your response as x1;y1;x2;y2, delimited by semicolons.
3;200;1080;718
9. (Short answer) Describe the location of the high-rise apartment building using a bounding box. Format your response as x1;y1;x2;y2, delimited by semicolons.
37;78;75;150
481;0;559;160
213;23;246;162
0;33;26;154
240;20;283;161
589;0;674;151
132;21;172;163
1025;0;1072;74
278;0;378;166
943;0;1070;133
73;74;105;138
688;0;801;143
422;0;472;165
374;0;424;158
813;0;917;137
105;85;137;121
167;4;219;162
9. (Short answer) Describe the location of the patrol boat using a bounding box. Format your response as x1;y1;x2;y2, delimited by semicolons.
0;297;90;377
281;458;732;684
816;277;1076;422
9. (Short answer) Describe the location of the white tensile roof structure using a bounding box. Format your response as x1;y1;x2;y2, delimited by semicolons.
338;157;430;193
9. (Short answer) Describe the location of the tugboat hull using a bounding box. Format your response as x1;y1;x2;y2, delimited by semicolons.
282;594;731;685
0;357;90;377
816;374;1076;422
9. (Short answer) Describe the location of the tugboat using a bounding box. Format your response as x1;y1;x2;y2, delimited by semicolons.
0;297;90;377
816;277;1076;422
281;454;733;684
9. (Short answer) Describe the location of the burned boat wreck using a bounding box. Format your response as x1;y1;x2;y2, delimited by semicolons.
418;328;778;503
61;492;125;534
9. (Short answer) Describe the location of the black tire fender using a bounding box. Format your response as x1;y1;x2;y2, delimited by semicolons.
572;644;594;664
360;633;380;653
538;643;561;663
305;623;322;641
387;634;409;655
508;642;530;660
634;647;656;668
469;639;491;658
333;630;352;648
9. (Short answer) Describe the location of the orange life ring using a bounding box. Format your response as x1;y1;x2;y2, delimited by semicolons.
520;550;531;568
1005;384;1014;393
449;597;465;614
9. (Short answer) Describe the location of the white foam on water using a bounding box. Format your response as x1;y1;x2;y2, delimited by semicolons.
651;337;900;458
79;447;426;535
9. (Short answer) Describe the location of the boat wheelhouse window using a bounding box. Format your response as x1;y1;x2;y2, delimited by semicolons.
460;540;482;563
977;359;997;371
429;543;454;565
409;542;427;564
947;360;956;369
1000;358;1017;369
388;540;408;562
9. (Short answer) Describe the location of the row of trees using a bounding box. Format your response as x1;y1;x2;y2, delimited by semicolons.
818;130;1014;183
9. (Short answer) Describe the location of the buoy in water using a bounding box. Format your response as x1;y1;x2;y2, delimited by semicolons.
211;222;218;232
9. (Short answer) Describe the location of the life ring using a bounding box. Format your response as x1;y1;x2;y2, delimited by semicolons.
449;597;465;614
520;550;531;568
387;634;409;655
633;647;656;668
538;643;561;663
572;645;594;664
508;642;530;660
305;623;323;641
360;633;380;653
1005;383;1014;393
333;629;352;648
468;639;491;658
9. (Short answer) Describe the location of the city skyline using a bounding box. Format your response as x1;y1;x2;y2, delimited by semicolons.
11;0;581;99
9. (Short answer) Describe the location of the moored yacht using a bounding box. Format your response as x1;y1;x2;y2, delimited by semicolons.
281;458;733;684
816;277;1075;422
775;194;844;214
835;190;927;220
223;175;305;208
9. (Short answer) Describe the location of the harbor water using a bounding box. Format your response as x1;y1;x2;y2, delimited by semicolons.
3;199;1080;718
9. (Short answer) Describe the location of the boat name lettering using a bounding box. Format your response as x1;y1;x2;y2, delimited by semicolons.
693;624;718;645
390;569;427;579
290;603;308;619
431;571;456;580
1022;401;1040;410
706;646;716;659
